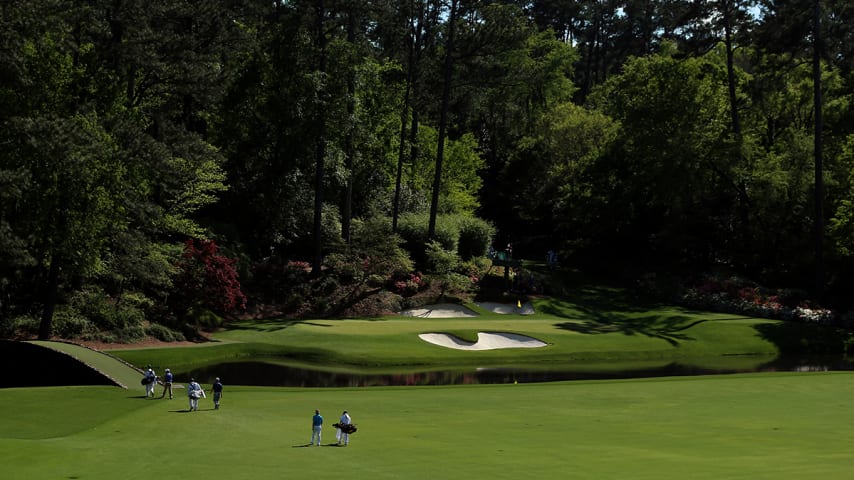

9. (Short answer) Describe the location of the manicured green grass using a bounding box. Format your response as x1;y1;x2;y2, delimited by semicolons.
3;372;854;479
111;302;783;376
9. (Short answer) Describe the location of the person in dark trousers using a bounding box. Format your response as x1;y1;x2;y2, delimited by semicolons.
160;368;173;399
212;377;223;409
310;410;323;446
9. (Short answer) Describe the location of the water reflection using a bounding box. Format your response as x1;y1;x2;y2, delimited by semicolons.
185;356;854;388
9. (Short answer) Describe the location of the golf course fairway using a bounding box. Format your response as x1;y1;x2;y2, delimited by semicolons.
2;372;853;479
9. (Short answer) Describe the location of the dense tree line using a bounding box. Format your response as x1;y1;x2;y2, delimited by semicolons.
2;0;854;340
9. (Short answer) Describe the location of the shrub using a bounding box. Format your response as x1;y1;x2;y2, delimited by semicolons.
457;216;495;260
146;323;186;342
679;274;836;325
390;272;424;296
69;286;116;329
51;308;98;339
397;213;458;268
187;307;223;329
172;239;247;317
425;240;459;274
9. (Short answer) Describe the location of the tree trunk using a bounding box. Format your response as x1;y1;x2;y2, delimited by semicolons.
393;3;419;233
812;0;823;298
312;0;327;275
723;0;750;269
342;7;356;244
38;255;61;340
428;0;457;239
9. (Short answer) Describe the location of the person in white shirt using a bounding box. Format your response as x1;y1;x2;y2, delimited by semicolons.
143;366;157;398
187;379;204;411
337;410;352;446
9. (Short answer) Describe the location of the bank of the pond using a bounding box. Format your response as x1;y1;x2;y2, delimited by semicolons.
179;353;854;387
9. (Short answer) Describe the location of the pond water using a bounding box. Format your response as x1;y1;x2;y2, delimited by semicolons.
185;355;854;388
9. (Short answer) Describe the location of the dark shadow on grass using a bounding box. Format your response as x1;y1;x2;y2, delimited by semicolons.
555;314;705;347
753;321;850;355
224;318;304;333
223;315;389;335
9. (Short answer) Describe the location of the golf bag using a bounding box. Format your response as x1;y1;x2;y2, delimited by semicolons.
333;423;357;434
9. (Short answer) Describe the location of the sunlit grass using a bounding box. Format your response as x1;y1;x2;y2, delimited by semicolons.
3;373;854;479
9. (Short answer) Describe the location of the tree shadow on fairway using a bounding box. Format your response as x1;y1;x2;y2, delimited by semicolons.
224;317;390;334
537;281;662;314
555;314;705;346
225;318;305;333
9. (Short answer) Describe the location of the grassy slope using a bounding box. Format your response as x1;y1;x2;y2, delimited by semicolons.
29;340;143;388
2;373;853;479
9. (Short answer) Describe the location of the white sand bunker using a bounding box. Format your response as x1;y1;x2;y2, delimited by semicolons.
400;303;479;318
418;332;547;350
476;302;536;315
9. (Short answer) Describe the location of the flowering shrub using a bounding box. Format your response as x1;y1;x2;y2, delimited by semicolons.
679;275;835;325
288;260;311;273
172;239;247;317
392;272;423;296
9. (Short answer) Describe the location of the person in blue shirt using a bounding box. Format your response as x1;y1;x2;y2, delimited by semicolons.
160;368;173;399
310;410;323;446
212;378;223;409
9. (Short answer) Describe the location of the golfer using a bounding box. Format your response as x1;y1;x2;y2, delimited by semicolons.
160;368;173;399
212;377;223;410
310;410;323;446
337;410;352;446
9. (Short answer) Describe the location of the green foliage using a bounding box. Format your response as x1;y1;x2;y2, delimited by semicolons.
425;240;459;275
68;287;145;333
187;308;224;330
51;308;98;339
584;51;732;270
401;127;486;216
456;216;495;260
829;135;854;256
397;213;494;270
145;323;186;343
3;0;854;329
323;216;414;287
